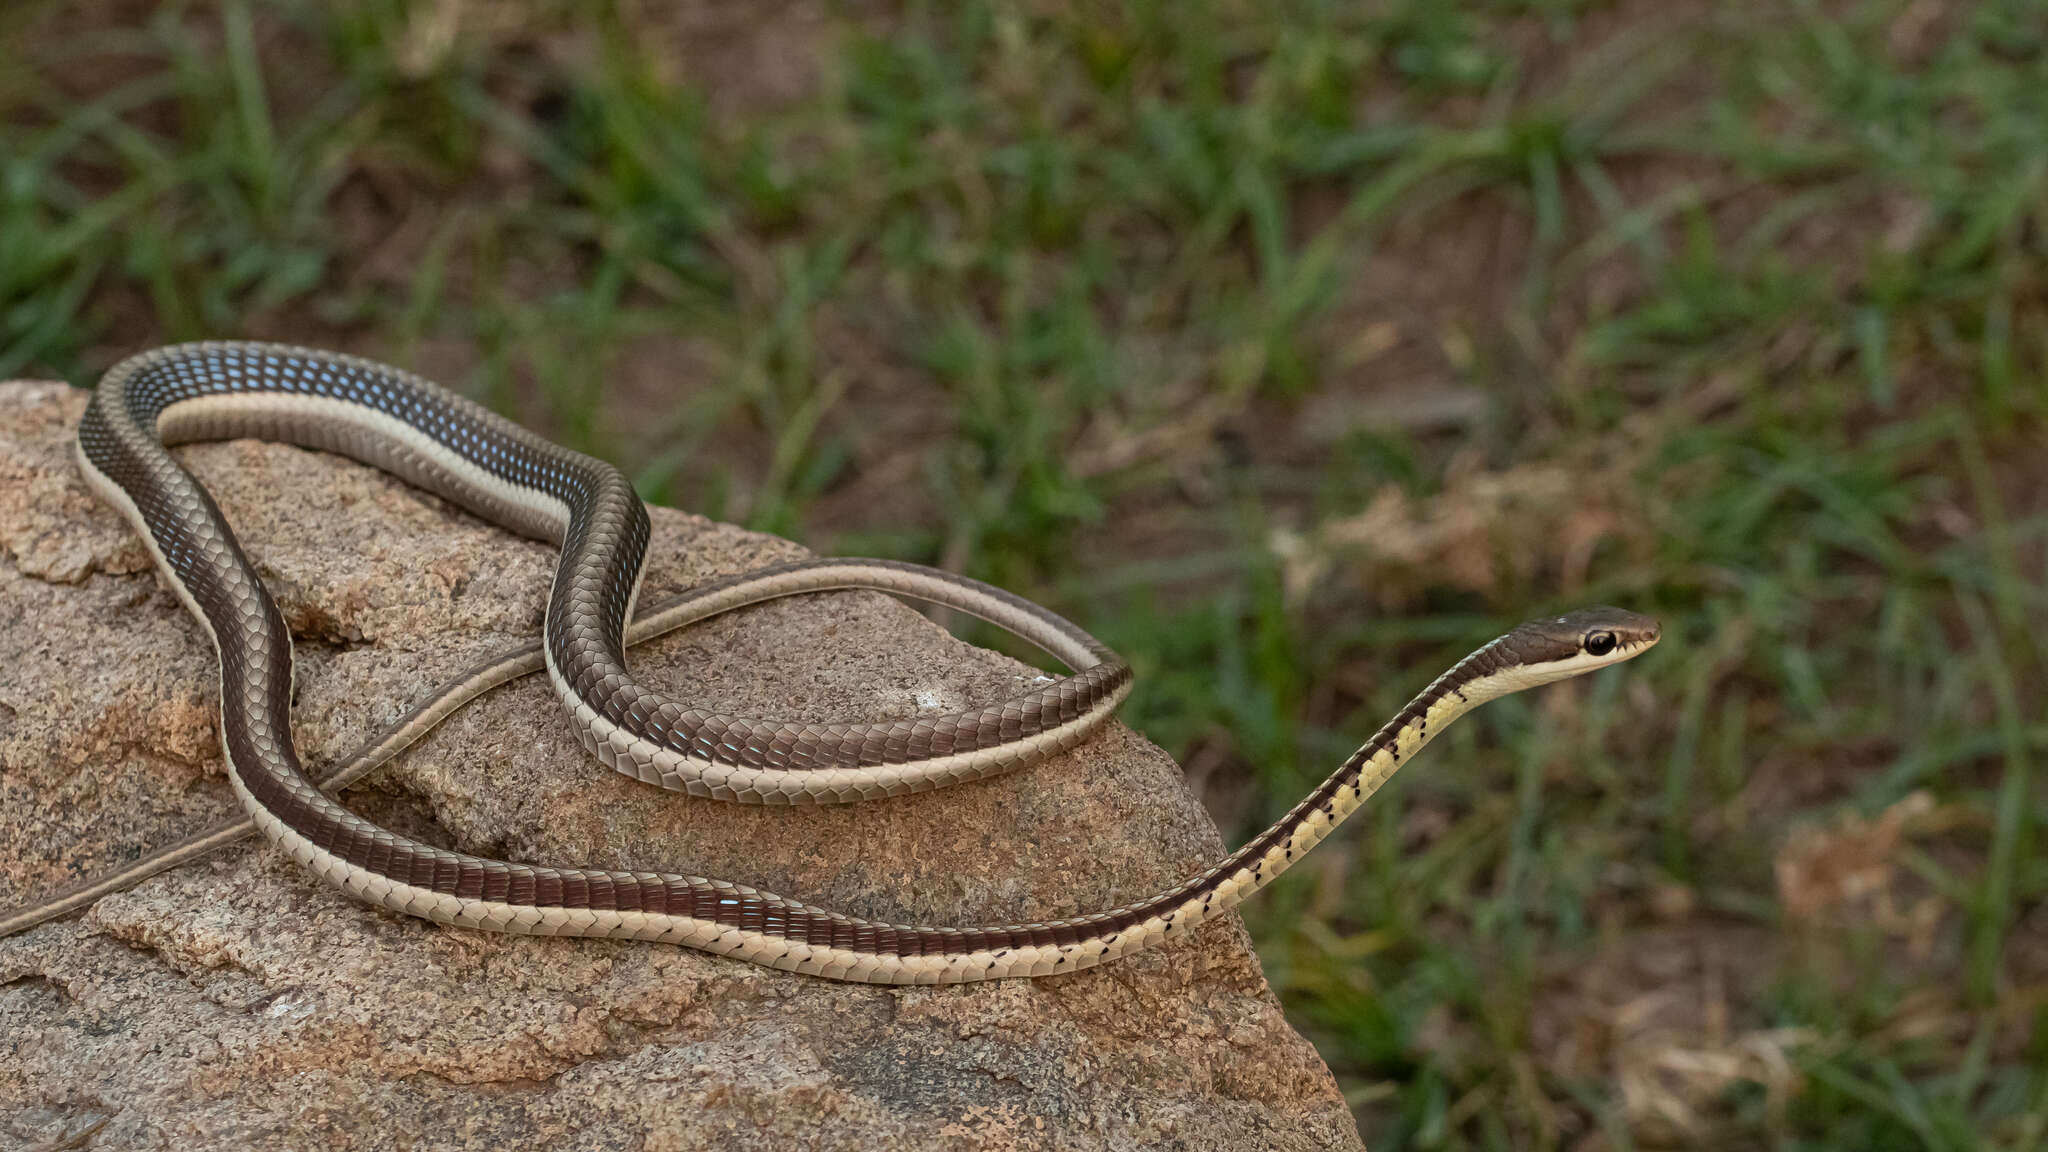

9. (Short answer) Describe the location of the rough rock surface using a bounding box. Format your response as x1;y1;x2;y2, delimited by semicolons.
0;382;1363;1151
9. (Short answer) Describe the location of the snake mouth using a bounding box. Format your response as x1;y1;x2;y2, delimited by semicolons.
1619;619;1661;653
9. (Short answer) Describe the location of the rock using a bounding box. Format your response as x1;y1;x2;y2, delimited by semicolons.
0;382;1362;1151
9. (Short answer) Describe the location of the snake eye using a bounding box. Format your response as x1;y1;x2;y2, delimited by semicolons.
1584;630;1617;657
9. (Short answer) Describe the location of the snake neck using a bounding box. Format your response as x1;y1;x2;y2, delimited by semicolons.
1164;648;1495;918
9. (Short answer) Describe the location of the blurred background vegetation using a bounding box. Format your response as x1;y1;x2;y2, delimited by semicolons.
4;0;2044;1146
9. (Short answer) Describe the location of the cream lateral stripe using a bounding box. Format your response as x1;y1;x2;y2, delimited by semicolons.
155;392;573;540
147;389;1132;803
235;685;1443;985
32;340;1659;983
0;547;1123;940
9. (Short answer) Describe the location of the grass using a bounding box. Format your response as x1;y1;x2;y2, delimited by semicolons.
4;0;2046;1146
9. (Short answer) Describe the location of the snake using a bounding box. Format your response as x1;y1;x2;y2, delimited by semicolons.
1;342;1659;984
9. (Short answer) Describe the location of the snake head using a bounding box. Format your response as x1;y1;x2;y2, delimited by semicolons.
1448;606;1660;701
1522;606;1660;659
1498;606;1661;683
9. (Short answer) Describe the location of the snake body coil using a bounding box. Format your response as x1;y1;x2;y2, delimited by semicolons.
24;342;1658;984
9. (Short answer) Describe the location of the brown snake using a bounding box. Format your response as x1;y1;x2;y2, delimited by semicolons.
2;342;1659;983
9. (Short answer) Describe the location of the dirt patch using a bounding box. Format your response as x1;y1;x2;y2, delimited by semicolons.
1534;916;1806;1144
617;0;838;122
